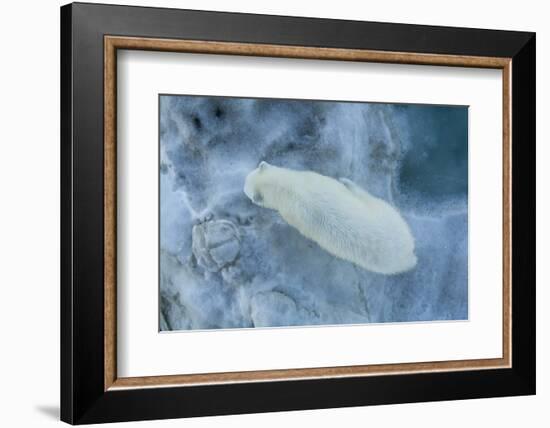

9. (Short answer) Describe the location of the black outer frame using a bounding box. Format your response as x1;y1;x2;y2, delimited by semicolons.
60;2;535;424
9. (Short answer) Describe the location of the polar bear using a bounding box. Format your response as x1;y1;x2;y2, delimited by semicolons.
244;161;417;275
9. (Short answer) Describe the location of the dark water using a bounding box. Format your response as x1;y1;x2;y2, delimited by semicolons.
396;105;468;203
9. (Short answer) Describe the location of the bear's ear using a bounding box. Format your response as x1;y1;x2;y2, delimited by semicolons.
258;161;269;171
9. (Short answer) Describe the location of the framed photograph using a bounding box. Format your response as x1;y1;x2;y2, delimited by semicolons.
60;2;535;424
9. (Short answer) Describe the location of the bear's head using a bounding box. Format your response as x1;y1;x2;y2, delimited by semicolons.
243;161;272;207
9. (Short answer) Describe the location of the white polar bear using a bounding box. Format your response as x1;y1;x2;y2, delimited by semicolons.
244;161;417;275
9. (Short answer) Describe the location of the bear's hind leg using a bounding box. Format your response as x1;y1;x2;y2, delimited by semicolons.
339;178;375;205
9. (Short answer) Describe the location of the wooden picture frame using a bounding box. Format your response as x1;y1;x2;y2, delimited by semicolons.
61;2;535;424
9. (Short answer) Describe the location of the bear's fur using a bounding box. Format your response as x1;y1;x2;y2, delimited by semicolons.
244;162;417;275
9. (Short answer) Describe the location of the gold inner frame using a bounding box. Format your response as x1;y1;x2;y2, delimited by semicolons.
104;35;512;391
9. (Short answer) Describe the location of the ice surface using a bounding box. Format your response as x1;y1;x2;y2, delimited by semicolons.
159;95;468;331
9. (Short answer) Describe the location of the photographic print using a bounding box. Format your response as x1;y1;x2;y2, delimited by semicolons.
159;94;468;331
